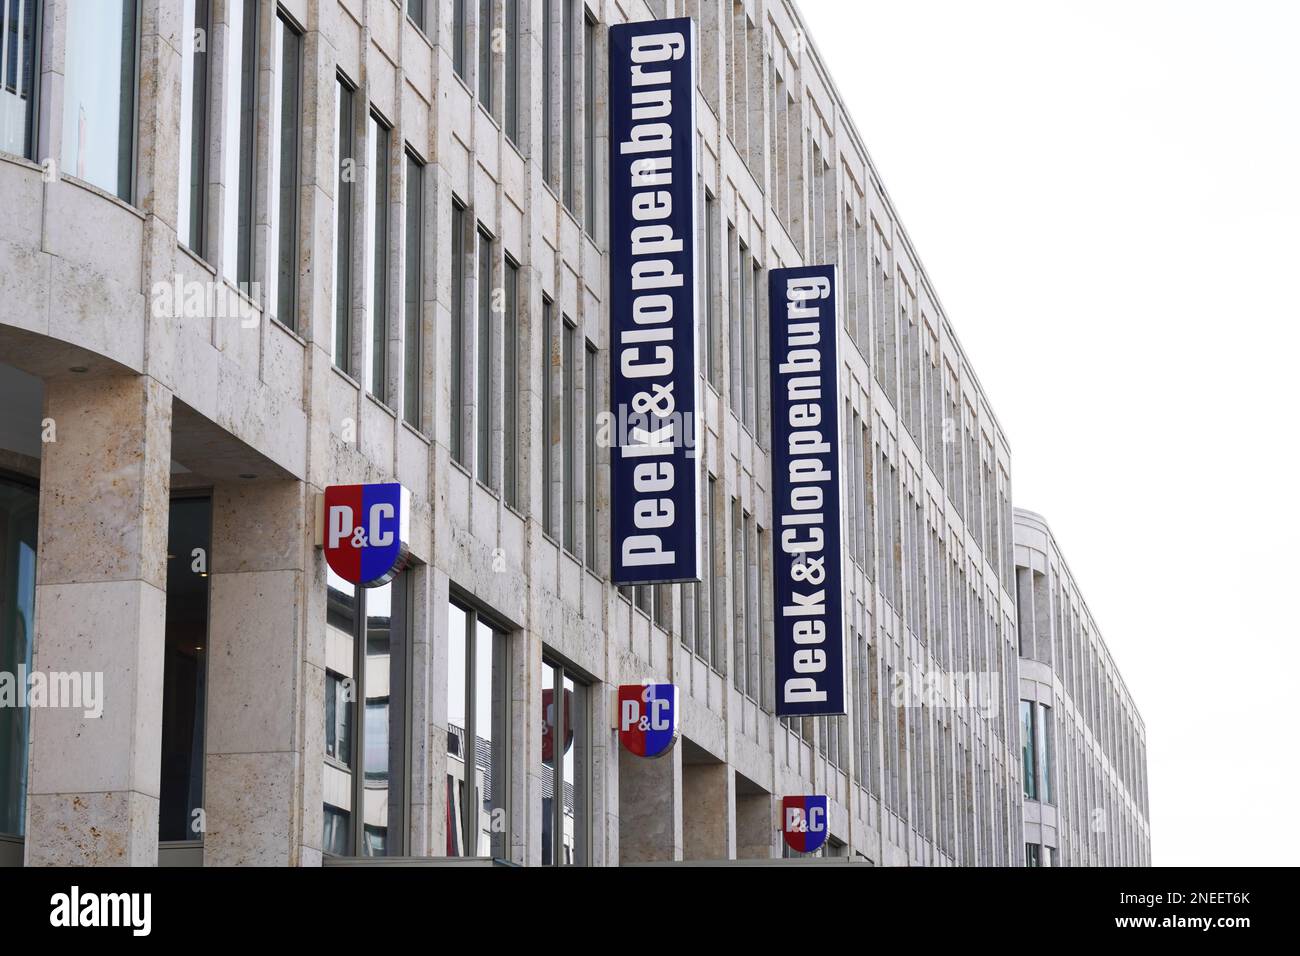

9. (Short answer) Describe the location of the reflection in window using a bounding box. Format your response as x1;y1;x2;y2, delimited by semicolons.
0;0;39;159
62;0;138;200
476;226;494;487
322;571;408;857
0;476;37;838
273;12;302;329
446;600;508;858
178;0;210;255
403;151;424;427
541;659;589;865
1021;699;1037;801
1038;702;1055;805
159;496;211;842
365;112;390;401
334;75;355;372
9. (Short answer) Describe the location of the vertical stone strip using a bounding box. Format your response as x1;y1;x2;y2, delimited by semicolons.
26;374;173;865
204;479;313;866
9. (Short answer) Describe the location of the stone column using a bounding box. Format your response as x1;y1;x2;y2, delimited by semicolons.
203;479;320;865
25;374;172;866
736;789;774;859
617;743;682;863
682;760;733;861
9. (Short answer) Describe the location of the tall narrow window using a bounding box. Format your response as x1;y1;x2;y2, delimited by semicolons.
705;191;720;386
707;475;722;670
478;0;493;112
334;77;355;372
541;658;590;865
1021;699;1037;801
159;496;211;843
1039;702;1055;805
275;13;303;329
585;340;598;568
0;0;39;159
543;0;554;187
583;13;596;235
323;571;411;857
477;226;495;487
562;319;576;553
453;0;467;80
562;0;575;209
446;601;509;858
403;151;424;427
738;240;750;429
542;297;556;536
62;0;137;200
503;257;521;508
0;476;38;848
232;0;257;285
504;0;519;142
732;498;745;689
178;0;211;255
450;201;467;465
365;113;390;400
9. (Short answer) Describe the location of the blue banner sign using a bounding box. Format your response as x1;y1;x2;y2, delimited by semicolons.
769;265;847;716
607;17;700;585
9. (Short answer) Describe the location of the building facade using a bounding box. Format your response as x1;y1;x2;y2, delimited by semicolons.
1014;509;1151;866
0;0;1143;866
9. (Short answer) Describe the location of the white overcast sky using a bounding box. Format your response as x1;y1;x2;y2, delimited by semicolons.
800;0;1300;866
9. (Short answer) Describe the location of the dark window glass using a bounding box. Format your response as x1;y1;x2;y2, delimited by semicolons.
0;476;38;838
276;14;303;329
404;152;424;427
335;77;355;372
450;200;467;464
159;496;211;842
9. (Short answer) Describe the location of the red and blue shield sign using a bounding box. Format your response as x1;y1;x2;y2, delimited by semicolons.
782;795;829;854
323;483;411;587
618;683;679;758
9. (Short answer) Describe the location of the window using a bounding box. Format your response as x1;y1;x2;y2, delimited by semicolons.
446;600;509;858
477;226;495;487
543;0;554;188
703;189;719;387
503;257;521;508
334;76;356;373
583;13;596;234
62;0;137;200
179;0;210;256
585;340;598;567
1025;843;1041;867
478;0;492;112
408;0;425;32
1039;702;1055;805
323;570;411;857
365;113;390;401
403;151;424;427
1021;699;1037;801
453;0;467;79
707;476;724;673
542;297;556;536
274;12;303;329
0;0;39;159
731;498;744;689
450;200;467;465
0;475;38;842
158;496;211;843
540;657;590;865
562;0;575;209
504;0;520;142
562;318;577;553
229;0;257;286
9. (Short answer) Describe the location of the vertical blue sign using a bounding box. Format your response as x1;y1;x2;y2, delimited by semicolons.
769;265;847;716
608;18;700;585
